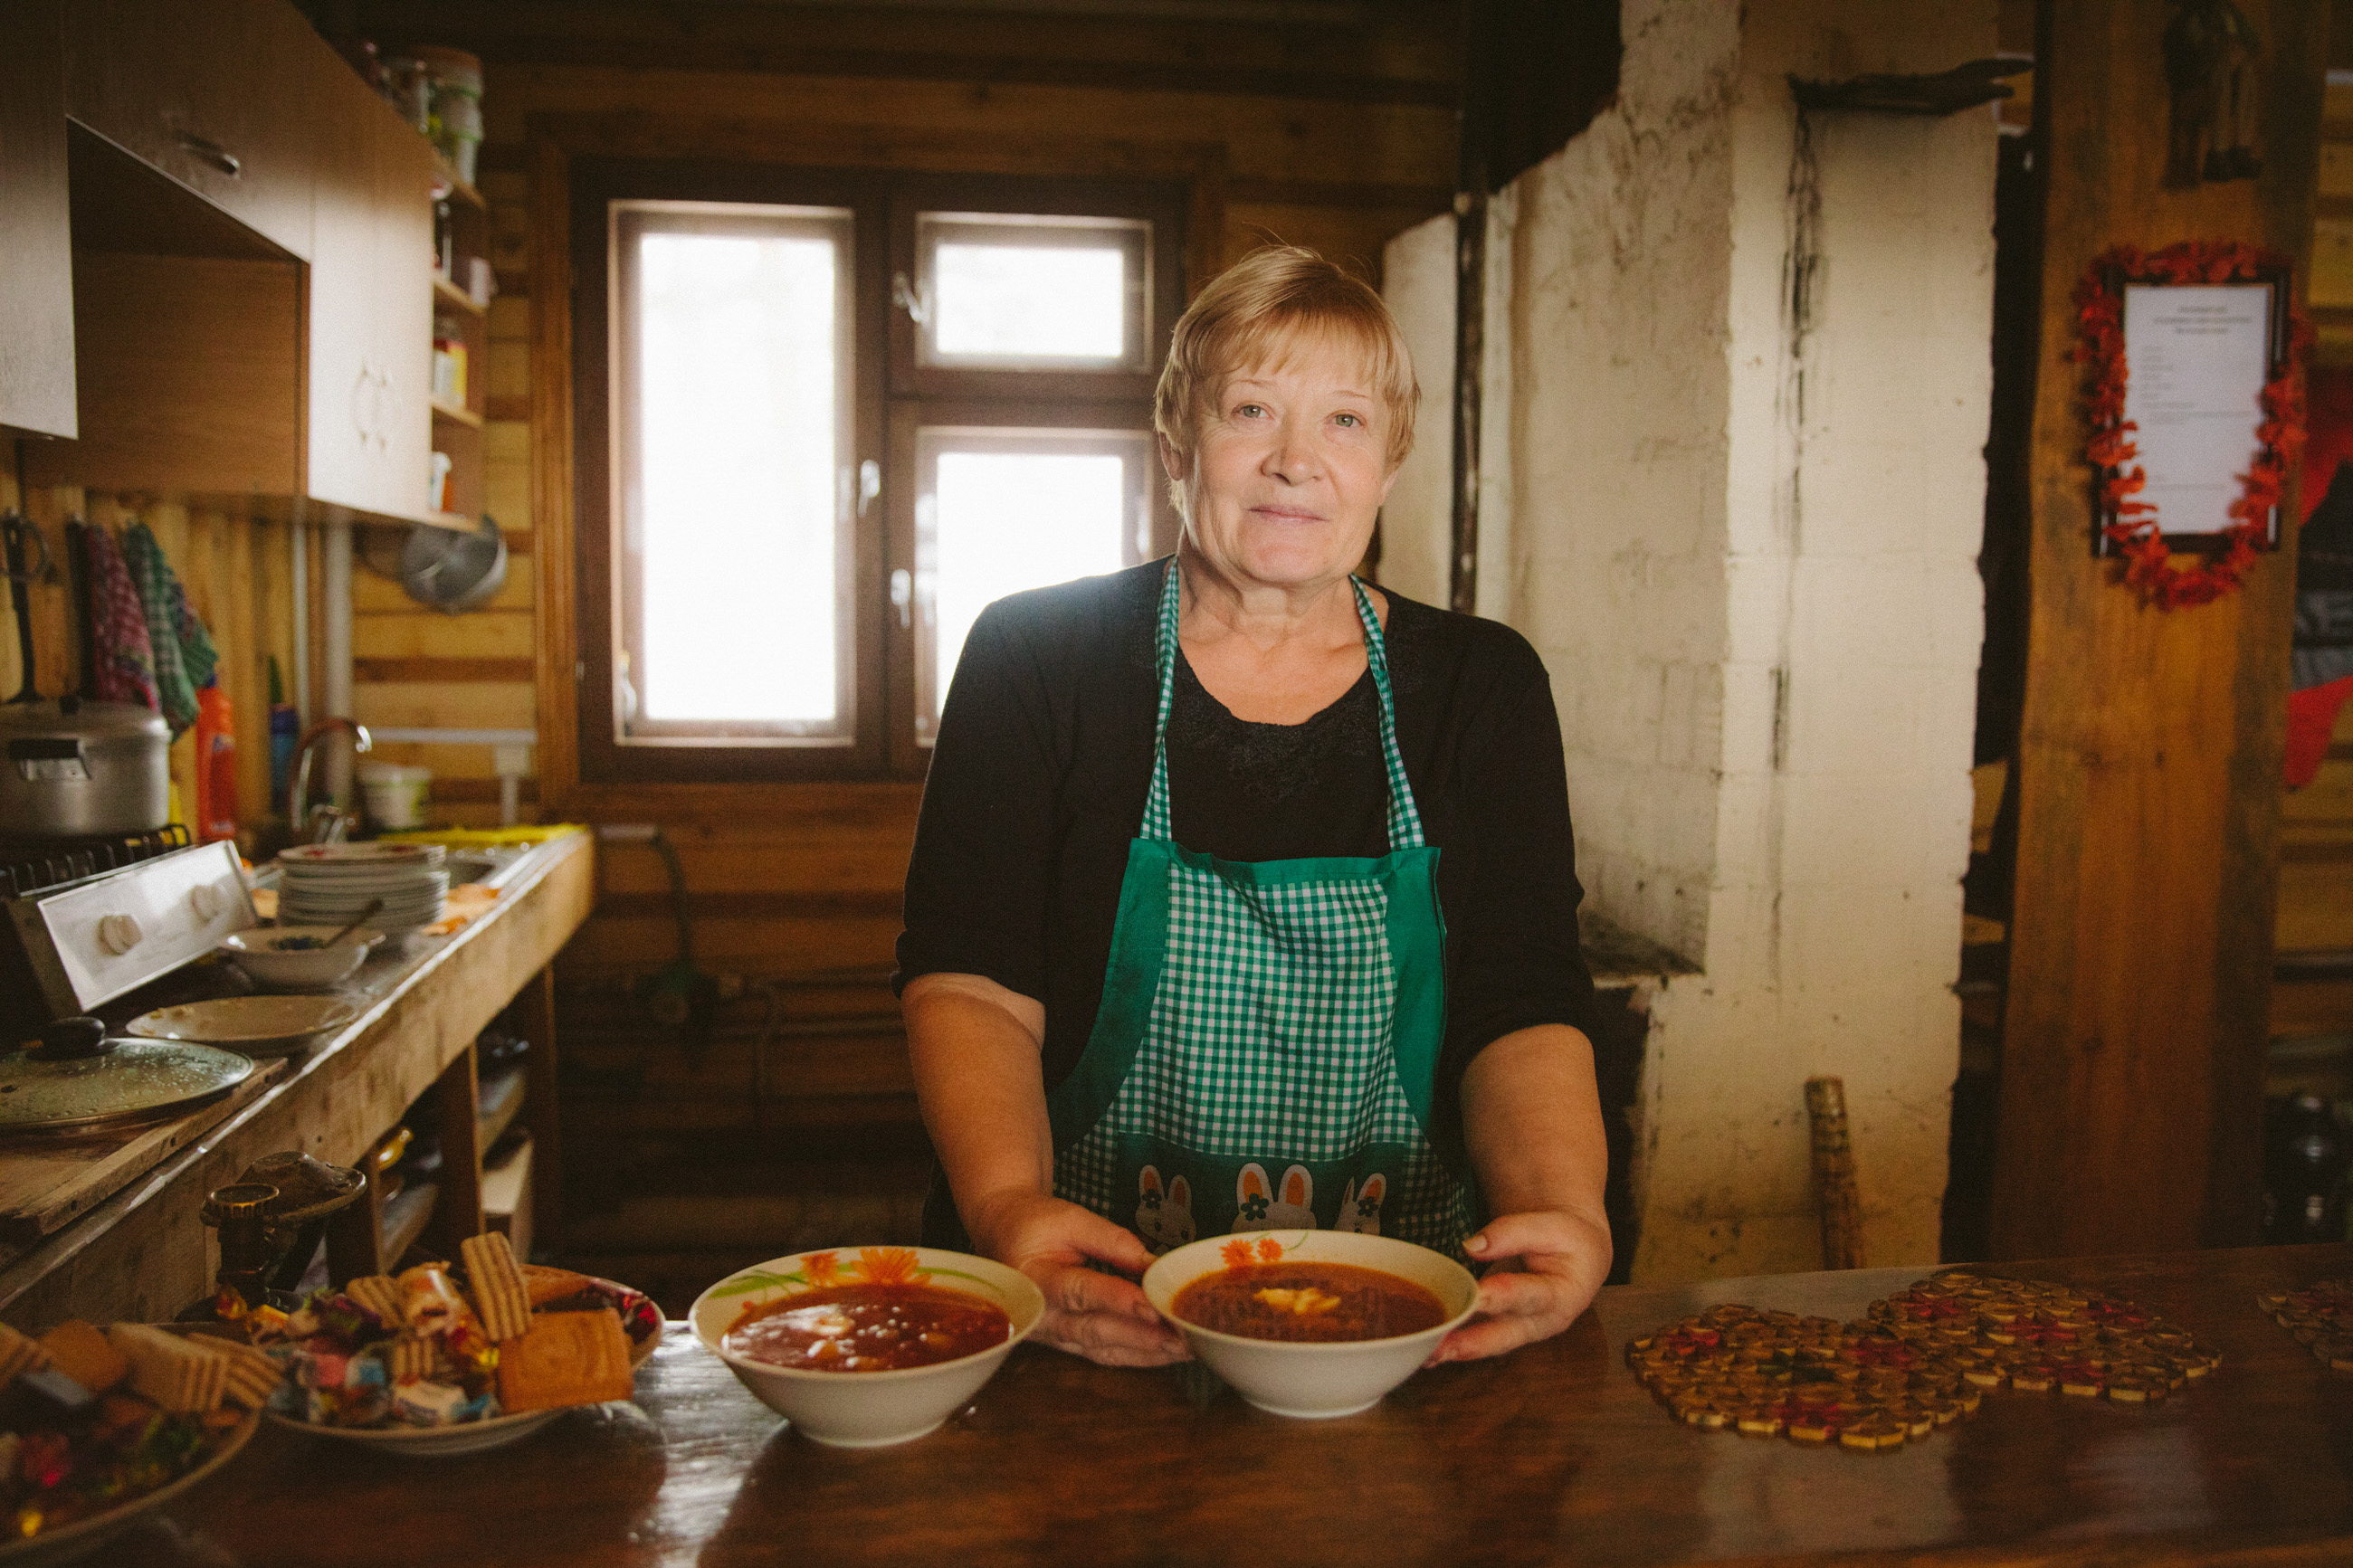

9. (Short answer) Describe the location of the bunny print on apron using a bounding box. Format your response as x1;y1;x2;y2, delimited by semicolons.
1047;562;1475;1259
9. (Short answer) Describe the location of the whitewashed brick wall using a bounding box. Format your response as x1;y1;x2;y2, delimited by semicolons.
1384;0;1995;1279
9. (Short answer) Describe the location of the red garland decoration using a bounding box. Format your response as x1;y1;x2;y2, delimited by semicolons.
2072;241;2310;609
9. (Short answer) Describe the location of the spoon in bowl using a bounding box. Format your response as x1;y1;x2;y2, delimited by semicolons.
325;898;386;948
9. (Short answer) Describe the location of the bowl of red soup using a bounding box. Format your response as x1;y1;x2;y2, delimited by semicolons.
1142;1230;1480;1418
691;1247;1044;1446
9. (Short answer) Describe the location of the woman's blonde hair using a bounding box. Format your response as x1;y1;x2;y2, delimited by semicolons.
1153;246;1419;509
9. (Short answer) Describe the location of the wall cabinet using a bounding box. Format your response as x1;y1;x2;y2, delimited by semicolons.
60;0;319;262
0;0;76;440
307;66;435;524
28;0;439;527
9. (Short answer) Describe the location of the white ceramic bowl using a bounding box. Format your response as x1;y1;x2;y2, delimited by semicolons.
691;1247;1043;1448
218;927;382;991
1141;1230;1481;1419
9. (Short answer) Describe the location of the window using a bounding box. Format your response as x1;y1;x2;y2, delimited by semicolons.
573;164;1183;784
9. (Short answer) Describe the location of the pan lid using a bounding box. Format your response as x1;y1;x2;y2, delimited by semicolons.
0;1016;253;1135
0;696;170;743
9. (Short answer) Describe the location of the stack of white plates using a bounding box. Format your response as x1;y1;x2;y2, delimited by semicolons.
276;842;450;936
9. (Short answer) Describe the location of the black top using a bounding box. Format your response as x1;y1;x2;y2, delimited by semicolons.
895;560;1599;1141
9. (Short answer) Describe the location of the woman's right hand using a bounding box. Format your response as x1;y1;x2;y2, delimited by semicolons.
963;1190;1190;1366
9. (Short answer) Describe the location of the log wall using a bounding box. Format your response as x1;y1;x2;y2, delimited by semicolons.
329;2;1462;1133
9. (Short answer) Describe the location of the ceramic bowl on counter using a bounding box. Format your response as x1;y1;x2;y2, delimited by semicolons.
691;1247;1043;1448
1140;1230;1480;1419
218;927;384;991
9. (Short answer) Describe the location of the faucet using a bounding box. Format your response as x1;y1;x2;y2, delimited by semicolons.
290;719;373;843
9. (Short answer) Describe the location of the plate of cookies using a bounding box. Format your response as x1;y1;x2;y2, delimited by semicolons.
0;1316;277;1564
254;1231;662;1457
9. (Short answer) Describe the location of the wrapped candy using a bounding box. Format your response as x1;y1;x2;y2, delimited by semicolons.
243;1306;296;1347
397;1266;479;1342
392;1381;470;1427
289;1338;348;1392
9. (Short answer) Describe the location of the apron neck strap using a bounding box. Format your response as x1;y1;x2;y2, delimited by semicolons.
1145;559;1424;850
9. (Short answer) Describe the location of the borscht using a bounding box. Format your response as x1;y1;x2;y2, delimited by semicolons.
1172;1261;1448;1343
724;1283;1012;1372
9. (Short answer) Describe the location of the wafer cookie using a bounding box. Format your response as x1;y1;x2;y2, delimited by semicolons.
386;1334;440;1383
108;1324;224;1413
344;1274;405;1328
461;1231;532;1343
186;1335;284;1411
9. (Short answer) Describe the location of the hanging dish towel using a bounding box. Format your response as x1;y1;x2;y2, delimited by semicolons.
122;521;217;736
81;523;158;714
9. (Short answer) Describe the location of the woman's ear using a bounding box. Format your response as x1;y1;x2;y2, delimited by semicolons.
1157;434;1189;488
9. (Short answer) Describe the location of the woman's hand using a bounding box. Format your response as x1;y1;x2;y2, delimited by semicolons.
1427;1208;1611;1364
964;1189;1191;1367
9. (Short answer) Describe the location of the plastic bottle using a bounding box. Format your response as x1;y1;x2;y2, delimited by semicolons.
268;655;299;813
194;683;237;845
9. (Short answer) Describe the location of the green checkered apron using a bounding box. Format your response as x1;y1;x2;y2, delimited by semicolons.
1046;561;1475;1258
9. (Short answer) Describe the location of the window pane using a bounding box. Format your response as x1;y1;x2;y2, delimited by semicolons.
915;429;1150;739
934;245;1124;359
916;214;1149;372
614;203;853;742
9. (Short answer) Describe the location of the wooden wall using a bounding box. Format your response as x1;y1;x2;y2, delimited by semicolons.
329;1;1463;1135
1989;0;2327;1259
0;470;297;841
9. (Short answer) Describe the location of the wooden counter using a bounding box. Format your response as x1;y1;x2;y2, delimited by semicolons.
0;830;594;1329
119;1242;2353;1566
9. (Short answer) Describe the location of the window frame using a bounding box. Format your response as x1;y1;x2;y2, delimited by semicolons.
606;197;862;748
568;157;1185;787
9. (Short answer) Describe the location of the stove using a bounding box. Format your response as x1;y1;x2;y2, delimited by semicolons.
0;830;258;1039
0;824;194;898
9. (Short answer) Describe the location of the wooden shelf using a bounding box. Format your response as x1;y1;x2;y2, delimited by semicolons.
432;154;486;211
379;1179;439;1267
477;1066;528;1153
431;396;482;429
433;274;488;316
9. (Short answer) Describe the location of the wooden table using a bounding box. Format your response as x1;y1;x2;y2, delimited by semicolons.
112;1243;2353;1566
0;830;593;1328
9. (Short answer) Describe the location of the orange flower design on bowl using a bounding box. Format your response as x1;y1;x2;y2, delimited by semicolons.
853;1247;926;1286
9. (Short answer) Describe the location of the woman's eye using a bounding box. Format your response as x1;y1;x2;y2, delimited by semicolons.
1334;413;1362;428
1235;404;1266;419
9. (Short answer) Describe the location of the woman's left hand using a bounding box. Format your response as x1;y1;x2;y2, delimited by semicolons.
1427;1208;1612;1364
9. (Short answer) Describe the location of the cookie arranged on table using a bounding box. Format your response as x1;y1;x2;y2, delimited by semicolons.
2257;1278;2353;1372
1626;1271;2219;1450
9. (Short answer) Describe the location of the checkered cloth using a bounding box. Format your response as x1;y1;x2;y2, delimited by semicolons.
123;521;216;736
82;523;157;714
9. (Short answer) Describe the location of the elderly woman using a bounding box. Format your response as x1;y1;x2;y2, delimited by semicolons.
897;246;1609;1366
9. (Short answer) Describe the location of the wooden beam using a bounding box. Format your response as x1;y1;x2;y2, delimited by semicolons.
353;656;538;684
347;1;1458;107
1990;0;2327;1259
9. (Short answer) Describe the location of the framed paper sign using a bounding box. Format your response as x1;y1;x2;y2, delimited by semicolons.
2075;242;2305;609
2108;275;2289;549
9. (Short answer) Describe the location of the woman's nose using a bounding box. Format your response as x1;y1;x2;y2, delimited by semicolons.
1262;420;1319;482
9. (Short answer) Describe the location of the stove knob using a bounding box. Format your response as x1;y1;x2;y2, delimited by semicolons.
189;884;224;922
97;913;144;955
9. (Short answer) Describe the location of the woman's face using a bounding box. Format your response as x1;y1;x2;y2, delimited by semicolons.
1169;333;1396;596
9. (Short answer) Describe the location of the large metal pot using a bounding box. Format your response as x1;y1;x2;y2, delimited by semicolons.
0;697;171;837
